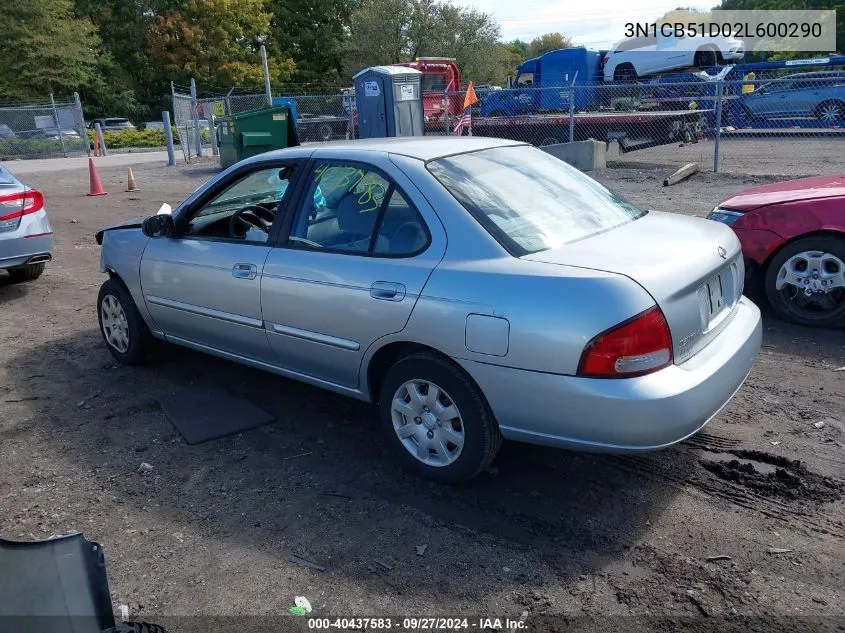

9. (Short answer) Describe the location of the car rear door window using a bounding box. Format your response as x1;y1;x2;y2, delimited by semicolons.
373;190;429;255
287;161;428;256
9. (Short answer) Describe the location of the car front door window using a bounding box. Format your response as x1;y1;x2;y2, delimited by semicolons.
181;166;295;243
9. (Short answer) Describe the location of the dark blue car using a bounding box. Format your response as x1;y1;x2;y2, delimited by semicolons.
740;71;845;123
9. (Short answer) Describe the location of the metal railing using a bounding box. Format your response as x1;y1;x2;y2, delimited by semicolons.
0;93;89;159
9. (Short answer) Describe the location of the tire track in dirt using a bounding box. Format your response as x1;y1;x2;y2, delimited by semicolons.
609;438;845;538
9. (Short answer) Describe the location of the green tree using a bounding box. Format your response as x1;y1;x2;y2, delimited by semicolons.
75;0;186;111
344;0;504;83
146;0;295;89
0;0;100;100
717;0;843;58
266;0;353;87
504;39;529;60
525;32;573;58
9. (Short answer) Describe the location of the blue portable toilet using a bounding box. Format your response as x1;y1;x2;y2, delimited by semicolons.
353;66;424;138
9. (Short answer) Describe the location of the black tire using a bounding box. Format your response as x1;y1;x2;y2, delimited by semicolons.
318;123;333;141
378;352;502;484
8;262;45;282
97;277;155;364
694;48;718;68
814;100;844;123
613;64;637;82
764;235;845;328
114;623;170;633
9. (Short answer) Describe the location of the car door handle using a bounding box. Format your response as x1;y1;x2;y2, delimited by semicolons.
370;281;406;301
232;263;258;280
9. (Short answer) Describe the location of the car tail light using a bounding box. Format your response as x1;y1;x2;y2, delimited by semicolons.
603;56;609;65
577;307;673;378
0;190;44;232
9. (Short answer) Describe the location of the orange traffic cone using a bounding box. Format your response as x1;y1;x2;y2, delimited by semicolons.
93;133;100;157
87;158;107;196
125;168;139;192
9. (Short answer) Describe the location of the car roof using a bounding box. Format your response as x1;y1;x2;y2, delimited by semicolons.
261;136;526;162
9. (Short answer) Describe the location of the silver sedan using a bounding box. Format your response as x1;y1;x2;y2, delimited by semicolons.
95;137;761;483
0;164;53;281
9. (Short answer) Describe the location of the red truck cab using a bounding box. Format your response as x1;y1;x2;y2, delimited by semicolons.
396;57;462;124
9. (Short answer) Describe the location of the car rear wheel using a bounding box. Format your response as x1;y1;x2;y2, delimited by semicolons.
7;262;45;282
318;123;333;141
815;100;844;124
694;48;718;68
97;277;155;364
613;64;637;82
378;353;502;483
764;236;845;328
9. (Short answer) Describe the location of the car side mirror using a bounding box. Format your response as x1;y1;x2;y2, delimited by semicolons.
142;214;175;238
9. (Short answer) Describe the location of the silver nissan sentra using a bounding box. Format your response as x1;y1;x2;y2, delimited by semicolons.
95;137;761;483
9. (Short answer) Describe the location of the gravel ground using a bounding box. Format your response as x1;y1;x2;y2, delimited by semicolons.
1;156;844;633
608;135;845;178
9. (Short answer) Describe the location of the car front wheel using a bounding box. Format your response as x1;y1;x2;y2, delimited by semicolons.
378;353;502;483
764;236;845;328
815;100;844;124
97;277;155;364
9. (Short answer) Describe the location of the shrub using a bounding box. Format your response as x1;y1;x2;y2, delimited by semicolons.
0;136;88;159
86;127;210;149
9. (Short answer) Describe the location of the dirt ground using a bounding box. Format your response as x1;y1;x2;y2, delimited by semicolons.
1;156;844;633
608;135;845;178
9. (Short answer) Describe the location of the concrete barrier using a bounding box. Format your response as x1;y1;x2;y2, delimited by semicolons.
541;139;606;172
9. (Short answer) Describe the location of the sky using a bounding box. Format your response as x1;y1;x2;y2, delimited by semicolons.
454;0;717;49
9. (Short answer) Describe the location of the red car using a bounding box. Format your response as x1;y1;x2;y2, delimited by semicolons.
708;174;845;328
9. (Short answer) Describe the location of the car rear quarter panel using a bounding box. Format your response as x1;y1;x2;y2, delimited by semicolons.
383;257;656;377
100;228;160;334
375;151;658;379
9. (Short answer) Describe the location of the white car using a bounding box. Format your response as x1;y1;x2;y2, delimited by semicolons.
603;33;744;82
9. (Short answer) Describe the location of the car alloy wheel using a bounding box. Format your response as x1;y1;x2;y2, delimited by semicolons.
817;102;843;123
766;237;845;328
101;294;130;353
391;379;465;467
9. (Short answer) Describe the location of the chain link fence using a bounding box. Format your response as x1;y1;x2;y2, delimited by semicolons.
172;82;357;159
0;94;89;159
171;71;844;177
443;71;845;177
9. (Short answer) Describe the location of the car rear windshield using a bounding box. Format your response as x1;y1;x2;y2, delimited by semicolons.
427;145;646;256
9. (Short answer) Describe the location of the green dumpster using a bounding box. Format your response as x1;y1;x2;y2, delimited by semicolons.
217;105;299;169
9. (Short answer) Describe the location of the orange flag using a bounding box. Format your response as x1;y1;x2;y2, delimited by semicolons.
463;81;479;109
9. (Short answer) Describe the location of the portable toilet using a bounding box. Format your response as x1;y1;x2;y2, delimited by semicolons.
352;66;424;138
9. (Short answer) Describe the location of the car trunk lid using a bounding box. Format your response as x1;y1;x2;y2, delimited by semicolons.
523;210;744;363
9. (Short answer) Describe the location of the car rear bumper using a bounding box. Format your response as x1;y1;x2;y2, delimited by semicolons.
0;211;54;270
459;296;762;451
